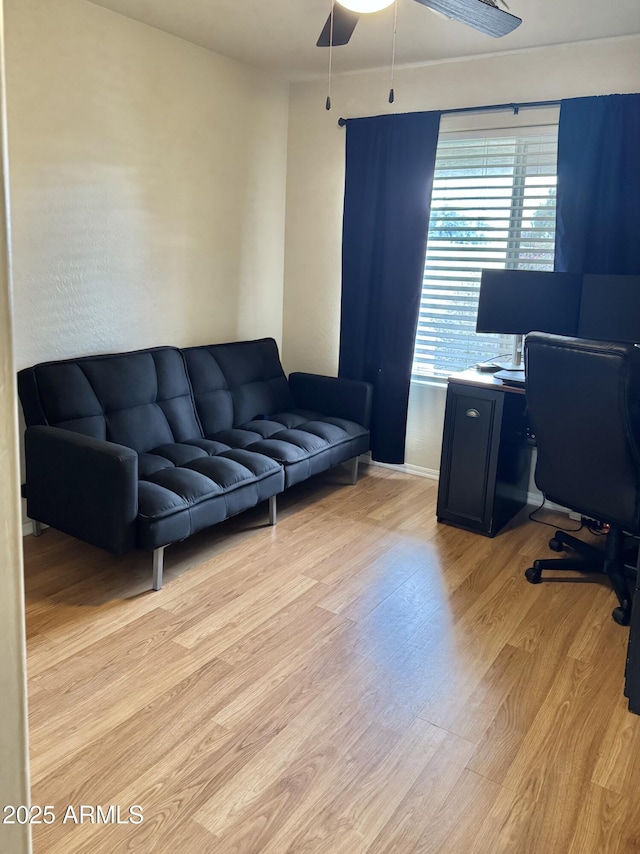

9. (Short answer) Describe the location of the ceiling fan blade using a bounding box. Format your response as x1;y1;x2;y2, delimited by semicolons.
414;0;521;37
317;4;360;47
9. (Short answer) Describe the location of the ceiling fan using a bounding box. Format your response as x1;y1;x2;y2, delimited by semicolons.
317;0;522;47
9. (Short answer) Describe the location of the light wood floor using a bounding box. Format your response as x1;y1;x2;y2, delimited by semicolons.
23;465;640;853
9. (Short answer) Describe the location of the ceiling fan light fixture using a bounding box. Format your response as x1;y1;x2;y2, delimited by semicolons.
336;0;394;14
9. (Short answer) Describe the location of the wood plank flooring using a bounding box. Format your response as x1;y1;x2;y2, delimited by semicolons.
22;465;640;853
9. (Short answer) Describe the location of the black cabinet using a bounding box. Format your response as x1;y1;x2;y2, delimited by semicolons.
437;375;532;537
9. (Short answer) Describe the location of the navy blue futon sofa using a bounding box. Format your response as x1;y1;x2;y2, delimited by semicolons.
18;338;372;590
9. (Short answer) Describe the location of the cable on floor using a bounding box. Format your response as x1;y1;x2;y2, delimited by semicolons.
528;494;584;533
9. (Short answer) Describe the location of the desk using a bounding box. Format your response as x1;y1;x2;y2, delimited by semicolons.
436;369;532;537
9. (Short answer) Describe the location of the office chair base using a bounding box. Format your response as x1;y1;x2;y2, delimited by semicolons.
612;605;631;626
525;565;541;584
525;556;604;585
549;531;603;560
548;536;565;552
524;527;632;625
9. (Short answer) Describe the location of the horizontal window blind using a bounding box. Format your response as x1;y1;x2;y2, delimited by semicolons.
412;129;558;380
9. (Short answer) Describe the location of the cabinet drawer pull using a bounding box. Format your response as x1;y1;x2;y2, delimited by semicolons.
465;408;481;418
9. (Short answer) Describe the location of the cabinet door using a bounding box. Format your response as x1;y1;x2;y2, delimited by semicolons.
437;386;503;532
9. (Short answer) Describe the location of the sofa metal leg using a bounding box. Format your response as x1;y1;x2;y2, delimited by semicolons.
268;495;277;526
349;457;359;485
152;547;165;591
32;519;42;537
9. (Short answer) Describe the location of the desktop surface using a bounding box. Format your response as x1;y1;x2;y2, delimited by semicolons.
494;368;526;387
448;367;526;394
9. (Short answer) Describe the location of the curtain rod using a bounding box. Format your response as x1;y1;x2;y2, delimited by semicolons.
337;99;561;126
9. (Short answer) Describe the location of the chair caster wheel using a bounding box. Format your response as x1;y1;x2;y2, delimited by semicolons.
612;606;631;626
525;566;542;584
548;537;563;552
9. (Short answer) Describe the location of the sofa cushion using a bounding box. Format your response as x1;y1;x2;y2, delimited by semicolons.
18;348;203;454
183;340;369;482
226;410;370;489
137;446;282;522
183;339;295;430
138;453;175;478
148;443;209;467
136;461;283;551
211;409;369;466
180;347;234;433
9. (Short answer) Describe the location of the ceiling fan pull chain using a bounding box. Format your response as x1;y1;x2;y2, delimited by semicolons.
326;1;334;109
388;0;398;103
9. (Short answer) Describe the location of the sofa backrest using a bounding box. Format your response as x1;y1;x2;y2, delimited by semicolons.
183;338;295;433
18;347;203;454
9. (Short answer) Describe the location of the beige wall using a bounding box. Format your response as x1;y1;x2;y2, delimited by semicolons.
5;0;289;371
282;37;640;471
0;0;31;849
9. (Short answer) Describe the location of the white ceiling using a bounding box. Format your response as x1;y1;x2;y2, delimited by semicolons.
87;0;640;81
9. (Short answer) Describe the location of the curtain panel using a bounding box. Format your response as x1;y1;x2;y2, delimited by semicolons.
339;111;441;463
555;93;640;275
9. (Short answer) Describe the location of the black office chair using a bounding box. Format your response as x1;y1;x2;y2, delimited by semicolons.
524;333;640;625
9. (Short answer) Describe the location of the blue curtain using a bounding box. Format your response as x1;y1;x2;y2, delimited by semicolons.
555;93;640;274
339;111;441;463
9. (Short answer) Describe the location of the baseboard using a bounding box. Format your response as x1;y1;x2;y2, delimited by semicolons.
526;492;571;515
22;520;47;537
364;458;439;481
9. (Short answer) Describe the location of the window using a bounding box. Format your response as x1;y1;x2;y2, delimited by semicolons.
412;116;559;381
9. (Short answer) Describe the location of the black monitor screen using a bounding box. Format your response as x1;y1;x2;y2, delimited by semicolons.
476;269;583;335
578;274;640;343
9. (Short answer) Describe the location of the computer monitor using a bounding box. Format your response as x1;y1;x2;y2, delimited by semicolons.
476;269;583;368
476;269;583;335
578;274;640;343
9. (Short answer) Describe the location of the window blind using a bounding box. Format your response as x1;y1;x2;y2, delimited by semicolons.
412;129;558;380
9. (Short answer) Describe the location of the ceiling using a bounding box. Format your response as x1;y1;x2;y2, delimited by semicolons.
87;0;640;80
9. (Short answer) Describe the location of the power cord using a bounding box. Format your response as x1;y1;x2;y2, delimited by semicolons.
529;495;610;536
584;520;610;536
528;494;584;533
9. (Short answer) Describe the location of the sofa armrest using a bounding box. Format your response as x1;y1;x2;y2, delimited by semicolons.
24;426;139;555
289;373;373;428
